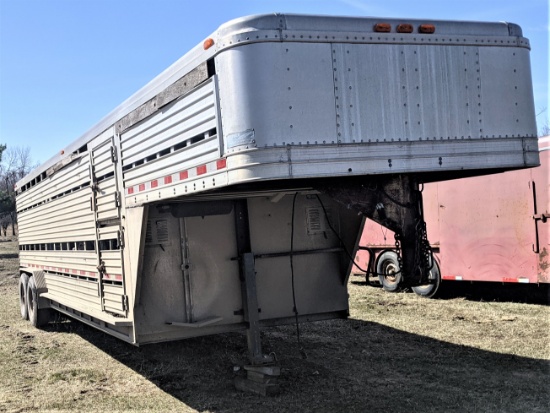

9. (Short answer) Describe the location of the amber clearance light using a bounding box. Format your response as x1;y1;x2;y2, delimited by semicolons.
396;24;414;33
374;23;391;33
419;24;436;34
203;38;215;50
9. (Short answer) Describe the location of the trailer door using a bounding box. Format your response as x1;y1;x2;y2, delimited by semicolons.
90;137;128;316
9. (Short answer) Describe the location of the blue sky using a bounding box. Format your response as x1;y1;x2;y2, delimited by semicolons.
0;0;548;165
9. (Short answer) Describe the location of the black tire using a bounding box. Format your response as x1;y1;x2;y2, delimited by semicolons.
27;277;51;328
376;250;402;292
412;259;441;298
19;273;29;320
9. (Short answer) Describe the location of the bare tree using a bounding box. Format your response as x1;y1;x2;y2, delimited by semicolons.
537;107;549;137
0;146;36;236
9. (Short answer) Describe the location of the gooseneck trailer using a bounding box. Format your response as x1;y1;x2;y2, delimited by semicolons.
16;14;538;394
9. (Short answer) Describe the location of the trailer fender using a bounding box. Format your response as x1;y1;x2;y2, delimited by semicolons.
20;269;50;310
27;276;51;327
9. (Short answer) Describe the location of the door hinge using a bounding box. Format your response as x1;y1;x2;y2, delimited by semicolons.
115;191;121;207
122;295;129;311
531;181;547;253
111;146;118;163
533;213;549;223
118;229;125;249
97;261;106;274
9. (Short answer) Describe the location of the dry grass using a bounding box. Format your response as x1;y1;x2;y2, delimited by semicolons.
1;239;549;412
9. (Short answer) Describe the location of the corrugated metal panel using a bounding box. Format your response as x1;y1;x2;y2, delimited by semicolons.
101;250;123;275
18;190;96;244
216;43;337;151
18;192;92;228
96;178;119;221
17;157;90;211
121;80;217;166
333;44;481;142
479;47;536;137
97;225;119;240
123;137;218;187
103;283;125;315
19;227;97;245
18;191;94;236
44;273;100;309
92;144;115;178
20;251;98;274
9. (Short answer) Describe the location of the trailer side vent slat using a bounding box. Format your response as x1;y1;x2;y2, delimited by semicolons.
144;219;169;245
145;220;153;244
121;128;216;173
156;220;169;243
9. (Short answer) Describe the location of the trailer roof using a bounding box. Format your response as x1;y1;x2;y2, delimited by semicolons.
17;13;525;190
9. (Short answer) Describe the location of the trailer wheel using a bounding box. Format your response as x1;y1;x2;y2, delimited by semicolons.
19;273;29;320
411;259;441;298
376;250;402;292
27;277;51;328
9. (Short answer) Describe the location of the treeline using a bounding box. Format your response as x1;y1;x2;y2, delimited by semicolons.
0;144;35;237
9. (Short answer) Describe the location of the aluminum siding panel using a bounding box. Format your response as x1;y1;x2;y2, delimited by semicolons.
120;80;217;166
18;189;96;244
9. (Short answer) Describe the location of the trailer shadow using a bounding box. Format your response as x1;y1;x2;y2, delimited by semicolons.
351;278;550;305
437;281;550;305
46;314;550;413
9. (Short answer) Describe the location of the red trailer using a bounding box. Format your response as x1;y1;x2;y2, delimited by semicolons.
354;136;549;297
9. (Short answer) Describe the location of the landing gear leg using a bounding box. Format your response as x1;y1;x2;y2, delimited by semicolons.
233;200;280;396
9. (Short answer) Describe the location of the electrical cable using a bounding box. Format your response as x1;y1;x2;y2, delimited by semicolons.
315;191;436;287
289;193;306;358
314;194;411;282
314;195;383;284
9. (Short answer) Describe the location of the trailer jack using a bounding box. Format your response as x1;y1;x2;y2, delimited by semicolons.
234;201;281;396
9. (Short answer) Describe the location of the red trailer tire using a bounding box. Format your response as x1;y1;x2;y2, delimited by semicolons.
376;250;402;292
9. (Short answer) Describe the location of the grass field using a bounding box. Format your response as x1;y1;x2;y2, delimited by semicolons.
1;238;549;412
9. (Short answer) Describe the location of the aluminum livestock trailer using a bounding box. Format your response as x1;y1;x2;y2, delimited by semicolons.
354;136;549;297
16;14;538;394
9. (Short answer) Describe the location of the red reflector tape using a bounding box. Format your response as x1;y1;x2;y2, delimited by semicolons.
196;165;207;175
126;158;228;196
442;275;463;281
